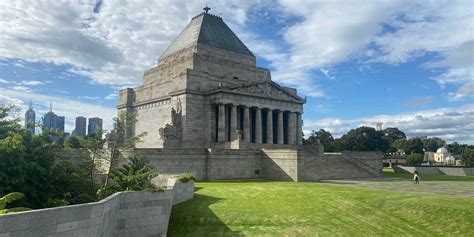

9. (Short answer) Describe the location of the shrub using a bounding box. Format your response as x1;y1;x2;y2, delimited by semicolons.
176;172;196;183
0;192;31;214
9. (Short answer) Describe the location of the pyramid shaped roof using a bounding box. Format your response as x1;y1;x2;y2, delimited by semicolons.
159;12;254;59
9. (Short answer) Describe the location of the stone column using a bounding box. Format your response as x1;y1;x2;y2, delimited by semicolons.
218;104;226;142
288;112;296;145
243;106;250;143
277;110;284;144
255;108;262;143
230;105;237;141
266;109;273;144
296;113;303;145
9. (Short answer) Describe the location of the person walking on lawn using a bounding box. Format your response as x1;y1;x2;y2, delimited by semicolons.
414;171;420;184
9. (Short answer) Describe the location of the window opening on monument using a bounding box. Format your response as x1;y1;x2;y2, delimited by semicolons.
251;109;256;143
214;105;219;142
272;111;278;144
255;170;260;175
262;111;267;143
233;76;238;80
226;105;231;141
238;107;244;131
283;112;289;144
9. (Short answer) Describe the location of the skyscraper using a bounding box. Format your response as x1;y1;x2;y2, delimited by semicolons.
24;101;35;134
42;103;65;133
73;116;87;136
88;117;103;135
56;116;65;133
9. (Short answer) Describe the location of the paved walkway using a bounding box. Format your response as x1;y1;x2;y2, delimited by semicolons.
321;178;474;197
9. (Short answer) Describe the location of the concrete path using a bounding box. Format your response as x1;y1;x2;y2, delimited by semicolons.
320;178;474;197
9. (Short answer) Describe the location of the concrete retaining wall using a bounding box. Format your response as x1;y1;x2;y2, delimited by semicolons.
262;149;299;181
297;151;382;181
125;148;382;181
396;166;474;176
0;181;194;237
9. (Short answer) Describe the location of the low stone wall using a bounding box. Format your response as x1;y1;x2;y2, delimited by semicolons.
297;151;382;181
262;149;299;181
395;166;474;176
126;148;382;182
0;181;194;237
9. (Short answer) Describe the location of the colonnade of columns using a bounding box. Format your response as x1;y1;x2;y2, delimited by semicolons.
214;104;303;145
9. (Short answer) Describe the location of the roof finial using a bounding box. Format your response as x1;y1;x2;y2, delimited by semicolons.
203;4;210;14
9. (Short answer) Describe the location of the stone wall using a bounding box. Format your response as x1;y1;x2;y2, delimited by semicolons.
0;181;194;237
297;151;383;181
124;148;382;182
395;165;474;176
262;149;299;181
206;149;262;180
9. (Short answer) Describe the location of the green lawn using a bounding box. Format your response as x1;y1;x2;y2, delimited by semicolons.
168;181;474;236
383;168;474;181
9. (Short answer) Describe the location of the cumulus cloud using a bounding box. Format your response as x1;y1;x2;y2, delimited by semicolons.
0;0;263;87
304;104;474;144
273;0;473;98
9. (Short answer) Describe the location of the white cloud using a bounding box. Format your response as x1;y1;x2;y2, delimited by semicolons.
304;104;474;144
0;87;116;133
104;93;117;100
20;80;45;86
0;0;262;87
272;0;473;98
450;81;474;100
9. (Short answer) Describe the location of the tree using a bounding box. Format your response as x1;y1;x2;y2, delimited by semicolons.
404;137;425;154
339;126;389;152
461;148;473;166
304;129;338;152
0;104;98;208
406;154;424;166
382;127;406;144
423;137;446;152
392;138;406;151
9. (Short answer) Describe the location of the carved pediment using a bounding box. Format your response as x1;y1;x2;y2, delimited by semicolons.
227;82;301;101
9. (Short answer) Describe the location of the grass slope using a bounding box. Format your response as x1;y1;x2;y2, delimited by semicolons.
168;181;474;236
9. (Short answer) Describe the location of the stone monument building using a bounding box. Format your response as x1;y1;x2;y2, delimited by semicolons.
118;11;304;149
117;8;382;181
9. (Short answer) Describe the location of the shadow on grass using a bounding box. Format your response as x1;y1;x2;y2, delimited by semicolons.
167;193;243;237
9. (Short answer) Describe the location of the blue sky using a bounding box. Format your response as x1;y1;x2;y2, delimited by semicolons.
0;0;473;143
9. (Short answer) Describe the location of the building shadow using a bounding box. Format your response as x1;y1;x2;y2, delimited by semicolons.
167;193;243;237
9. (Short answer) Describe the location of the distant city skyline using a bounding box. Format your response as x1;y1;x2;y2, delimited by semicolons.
23;102;103;135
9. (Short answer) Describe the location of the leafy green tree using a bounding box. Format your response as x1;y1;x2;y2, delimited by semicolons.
407;153;424;166
0;192;31;214
339;126;389;152
64;135;83;149
304;129;338;152
404;137;425;154
51;159;98;205
392;138;406;151
461;148;473;166
0;104;99;208
423;137;446;152
382;128;406;152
